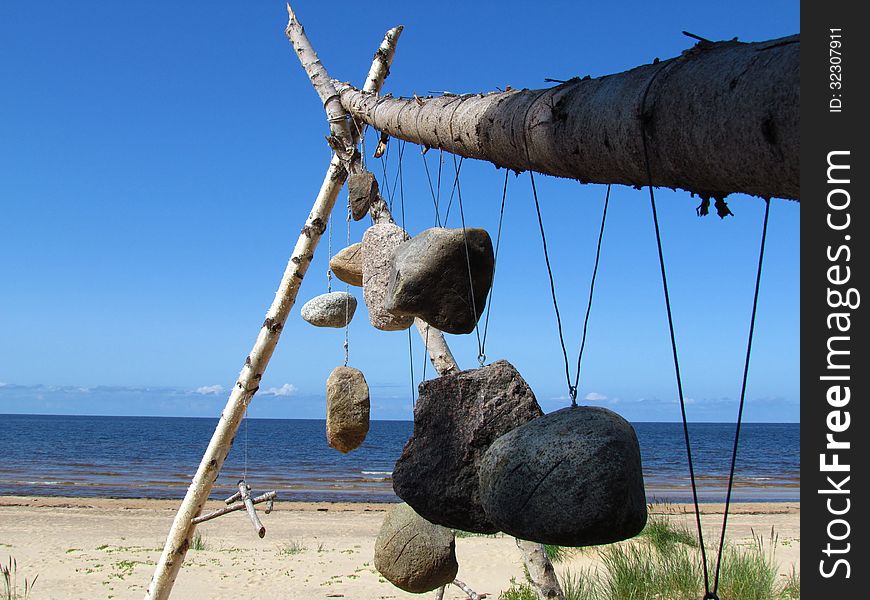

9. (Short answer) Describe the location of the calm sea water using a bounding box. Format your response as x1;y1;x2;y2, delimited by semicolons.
0;415;798;503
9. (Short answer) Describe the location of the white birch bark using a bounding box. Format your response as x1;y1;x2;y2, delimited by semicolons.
334;35;799;201
144;23;403;600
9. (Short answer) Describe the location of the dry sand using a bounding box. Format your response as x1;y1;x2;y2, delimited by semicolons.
0;496;799;599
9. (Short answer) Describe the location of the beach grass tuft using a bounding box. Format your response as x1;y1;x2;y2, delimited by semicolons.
190;532;208;552
499;524;798;600
278;539;307;555
2;556;38;600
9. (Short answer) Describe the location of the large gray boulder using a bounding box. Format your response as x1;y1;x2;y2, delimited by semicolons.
329;242;363;287
478;406;647;547
300;292;357;328
385;227;494;335
374;503;458;593
326;366;370;453
362;224;415;331
392;360;543;533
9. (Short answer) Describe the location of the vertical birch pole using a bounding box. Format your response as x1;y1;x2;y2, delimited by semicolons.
144;23;403;600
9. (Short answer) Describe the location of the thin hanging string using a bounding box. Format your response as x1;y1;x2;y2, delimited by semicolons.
395;140;415;406
326;205;333;293
343;201;351;366
243;406;248;482
421;148;443;226
712;198;771;595
570;185;611;406
421;323;430;385
529;170;574;402
640;110;711;598
453;153;486;364
442;157;464;226
478;169;510;365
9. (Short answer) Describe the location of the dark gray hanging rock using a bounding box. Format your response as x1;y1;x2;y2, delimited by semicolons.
300;292;357;328
329;243;363;287
326;366;370;453
392;360;543;533
347;172;379;221
478;406;647;547
362;224;415;331
384;227;494;335
374;503;458;593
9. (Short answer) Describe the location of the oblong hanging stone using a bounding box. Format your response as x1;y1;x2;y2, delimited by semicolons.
384;227;494;335
362;224;415;331
374;503;458;593
300;292;357;328
478;406;647;547
329;242;363;287
392;360;543;533
326;366;370;453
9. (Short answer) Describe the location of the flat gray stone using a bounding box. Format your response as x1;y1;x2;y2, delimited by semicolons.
330;243;363;287
348;172;378;221
385;227;494;335
300;292;357;328
392;360;543;533
479;406;647;546
362;224;415;331
326;366;370;453
374;503;458;593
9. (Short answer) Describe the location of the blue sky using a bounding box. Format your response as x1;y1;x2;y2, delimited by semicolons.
0;1;799;421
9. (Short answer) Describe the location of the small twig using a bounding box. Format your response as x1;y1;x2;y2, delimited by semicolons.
192;491;277;525
682;30;713;43
452;578;486;599
238;480;266;538
224;491;242;505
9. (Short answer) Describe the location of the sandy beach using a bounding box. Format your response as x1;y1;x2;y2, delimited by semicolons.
0;496;799;599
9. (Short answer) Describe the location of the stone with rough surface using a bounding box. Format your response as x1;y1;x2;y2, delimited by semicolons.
300;292;357;328
479;406;647;546
348;172;378;221
374;503;458;593
385;227;494;334
326;366;370;453
392;360;543;533
362;224;415;331
330;243;363;287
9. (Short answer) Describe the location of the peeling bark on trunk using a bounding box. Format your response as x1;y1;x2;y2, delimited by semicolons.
336;35;799;201
143;24;403;600
517;538;564;599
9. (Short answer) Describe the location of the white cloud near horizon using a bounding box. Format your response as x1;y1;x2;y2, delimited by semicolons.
261;383;298;397
193;384;224;395
584;392;608;401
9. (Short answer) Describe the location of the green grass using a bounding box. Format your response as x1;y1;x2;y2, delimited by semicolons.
544;544;575;563
190;532;208;551
277;539;307;555
453;529;500;539
499;524;799;600
2;556;38;600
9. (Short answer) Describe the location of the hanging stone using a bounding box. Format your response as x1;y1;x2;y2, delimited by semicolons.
348;172;379;221
374;503;458;593
392;360;543;533
300;292;357;328
384;227;494;335
326;366;370;453
478;406;647;547
329;242;363;287
362;224;415;331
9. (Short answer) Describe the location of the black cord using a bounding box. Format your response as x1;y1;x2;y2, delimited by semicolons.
454;153;485;361
571;184;610;406
712;198;771;595
479;169;510;365
529;171;574;400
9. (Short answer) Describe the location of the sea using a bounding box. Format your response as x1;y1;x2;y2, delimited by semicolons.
0;415;798;503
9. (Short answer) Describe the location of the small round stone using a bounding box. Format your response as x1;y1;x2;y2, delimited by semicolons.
374;503;458;593
300;292;357;328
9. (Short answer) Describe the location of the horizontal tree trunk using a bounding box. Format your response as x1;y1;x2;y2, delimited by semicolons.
336;35;799;201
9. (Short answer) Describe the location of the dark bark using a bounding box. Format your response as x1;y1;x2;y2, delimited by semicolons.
336;35;799;201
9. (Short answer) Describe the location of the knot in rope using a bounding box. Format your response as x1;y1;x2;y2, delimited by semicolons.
477;353;486;368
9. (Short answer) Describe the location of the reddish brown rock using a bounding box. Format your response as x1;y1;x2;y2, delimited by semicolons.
361;224;415;331
326;366;370;453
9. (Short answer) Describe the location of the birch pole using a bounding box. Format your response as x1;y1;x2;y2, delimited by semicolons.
333;34;799;201
143;23;403;600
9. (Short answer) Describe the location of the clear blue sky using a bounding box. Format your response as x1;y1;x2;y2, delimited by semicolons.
0;1;799;421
